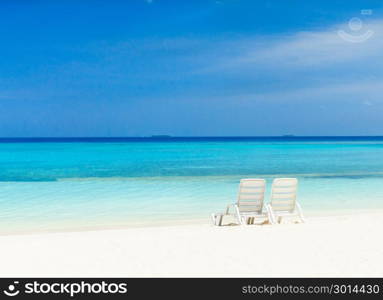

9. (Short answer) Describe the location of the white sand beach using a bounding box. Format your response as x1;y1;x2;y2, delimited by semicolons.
1;211;383;277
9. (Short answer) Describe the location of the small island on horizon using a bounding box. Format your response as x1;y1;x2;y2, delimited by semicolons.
150;135;172;138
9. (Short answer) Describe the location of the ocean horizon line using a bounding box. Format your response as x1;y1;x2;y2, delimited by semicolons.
0;135;383;143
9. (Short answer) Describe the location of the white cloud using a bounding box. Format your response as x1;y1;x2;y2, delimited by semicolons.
206;18;383;72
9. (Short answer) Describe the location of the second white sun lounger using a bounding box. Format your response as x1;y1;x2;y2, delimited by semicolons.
266;178;305;224
225;178;268;225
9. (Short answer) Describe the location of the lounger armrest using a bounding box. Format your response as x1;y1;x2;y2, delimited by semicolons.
225;203;237;215
266;203;276;224
295;202;305;222
295;202;304;214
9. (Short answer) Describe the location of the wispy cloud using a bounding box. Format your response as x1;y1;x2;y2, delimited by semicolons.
202;18;383;73
66;17;383;80
5;17;383;104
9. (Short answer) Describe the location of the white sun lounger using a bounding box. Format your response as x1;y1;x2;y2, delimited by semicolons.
214;178;268;225
266;178;305;224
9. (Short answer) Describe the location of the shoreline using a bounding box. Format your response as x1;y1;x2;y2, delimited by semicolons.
2;210;383;276
2;208;383;237
2;208;383;236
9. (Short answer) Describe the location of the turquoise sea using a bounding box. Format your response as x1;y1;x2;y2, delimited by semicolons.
1;137;383;234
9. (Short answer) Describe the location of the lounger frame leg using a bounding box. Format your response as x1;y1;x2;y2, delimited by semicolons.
218;214;224;226
211;213;217;225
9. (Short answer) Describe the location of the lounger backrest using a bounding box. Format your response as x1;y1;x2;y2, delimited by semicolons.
270;178;298;212
237;179;266;213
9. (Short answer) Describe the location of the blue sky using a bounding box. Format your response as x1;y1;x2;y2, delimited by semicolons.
1;0;383;136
